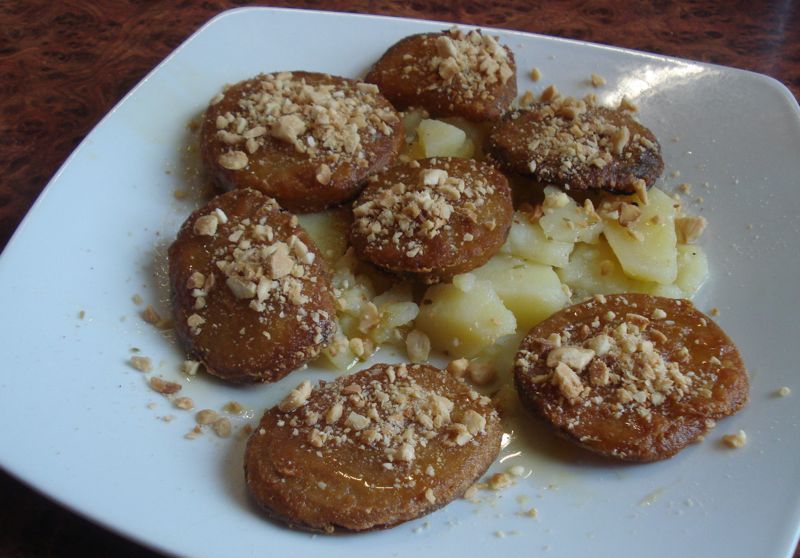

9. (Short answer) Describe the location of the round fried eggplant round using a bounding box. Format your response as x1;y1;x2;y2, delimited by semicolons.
350;157;513;284
168;189;336;383
365;29;516;121
487;100;664;193
201;71;404;213
245;363;502;532
513;294;748;462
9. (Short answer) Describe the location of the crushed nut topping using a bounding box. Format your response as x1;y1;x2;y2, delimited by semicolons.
149;377;182;395
722;430;747;449
429;29;513;87
212;72;398;176
129;356;152;373
517;312;720;422
185;200;330;344
517;95;659;189
273;364;494;487
353;158;494;258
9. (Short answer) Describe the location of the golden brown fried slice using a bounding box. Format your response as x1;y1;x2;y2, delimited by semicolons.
350;157;513;284
365;28;517;121
513;294;748;462
168;189;336;383
245;363;502;532
201;71;404;213
487;99;664;193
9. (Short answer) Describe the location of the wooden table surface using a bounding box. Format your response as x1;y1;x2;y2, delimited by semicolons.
0;1;798;556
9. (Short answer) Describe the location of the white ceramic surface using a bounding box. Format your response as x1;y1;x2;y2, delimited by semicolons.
0;7;799;558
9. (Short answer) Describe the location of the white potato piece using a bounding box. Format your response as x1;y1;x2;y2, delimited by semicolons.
296;207;350;263
539;187;603;244
409;118;474;159
675;244;709;297
501;211;573;268
472;255;569;332
320;329;358;371
557;239;682;299
416;277;516;358
603;187;678;284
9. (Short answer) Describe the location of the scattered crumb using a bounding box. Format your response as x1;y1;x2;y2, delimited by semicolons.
173;189;189;200
129;356;152;372
213;417;232;438
523;507;538;518
529;67;541;81
508;465;525;477
487;472;513;490
590;73;606;87
722;430;747;449
132;294;143;305
147;402;157;410
709;307;720;317
223;401;245;414
185;426;202;440
141;304;172;329
196;409;220;425
181;360;201;376
777;386;791;397
174;397;194;410
159;415;175;423
78;310;86;320
149;376;182;395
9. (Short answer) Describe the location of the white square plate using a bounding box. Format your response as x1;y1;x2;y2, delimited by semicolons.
1;7;799;558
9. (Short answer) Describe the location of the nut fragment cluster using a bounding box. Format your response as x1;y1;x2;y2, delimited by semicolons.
184;199;328;345
488;94;664;192
211;72;399;178
429;28;514;88
353;161;493;259
274;363;493;478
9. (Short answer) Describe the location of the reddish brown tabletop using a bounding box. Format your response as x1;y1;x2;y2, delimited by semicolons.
1;1;799;557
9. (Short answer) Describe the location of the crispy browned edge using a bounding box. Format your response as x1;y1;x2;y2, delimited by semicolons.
244;363;503;532
487;107;664;193
200;71;405;213
513;294;749;462
349;157;513;284
365;32;517;122
168;188;337;383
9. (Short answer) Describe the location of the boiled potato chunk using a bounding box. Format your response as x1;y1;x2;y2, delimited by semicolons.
297;207;350;263
603;187;678;284
539;187;603;244
472;255;569;332
501;211;573;268
416;277;516;358
557;239;683;299
675;244;709;296
408;118;475;158
320;329;359;371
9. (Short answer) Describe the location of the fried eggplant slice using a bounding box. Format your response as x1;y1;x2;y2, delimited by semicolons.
245;363;502;532
513;294;748;461
488;99;663;193
201;72;404;213
168;189;336;383
365;29;516;121
350;157;513;283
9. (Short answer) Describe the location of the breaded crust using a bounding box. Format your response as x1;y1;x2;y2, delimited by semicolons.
365;29;517;121
245;363;502;532
513;294;748;462
487;101;664;193
168;189;336;383
201;71;404;213
350;157;513;284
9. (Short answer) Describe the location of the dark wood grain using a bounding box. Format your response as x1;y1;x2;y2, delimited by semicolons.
1;1;798;557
